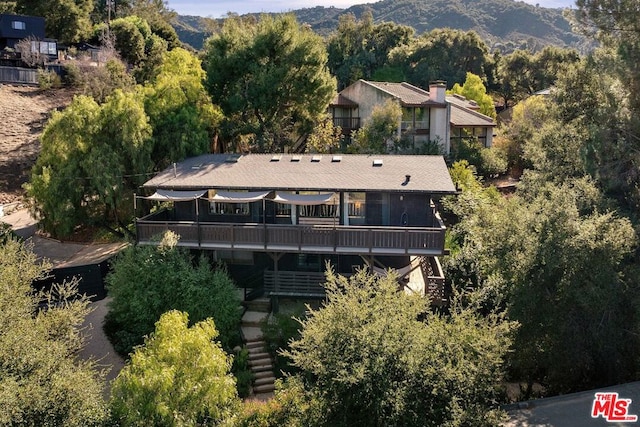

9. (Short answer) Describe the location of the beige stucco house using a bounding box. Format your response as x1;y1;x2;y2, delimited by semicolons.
329;80;496;154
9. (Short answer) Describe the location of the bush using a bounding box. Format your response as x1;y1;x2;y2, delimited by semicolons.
261;302;307;377
232;346;254;398
37;69;61;89
105;231;242;356
110;310;239;426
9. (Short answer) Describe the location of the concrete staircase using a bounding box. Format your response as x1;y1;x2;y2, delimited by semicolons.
241;298;276;398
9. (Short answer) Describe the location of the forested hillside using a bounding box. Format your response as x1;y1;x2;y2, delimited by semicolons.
175;0;582;51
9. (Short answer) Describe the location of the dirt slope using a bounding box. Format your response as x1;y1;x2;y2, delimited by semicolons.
0;84;75;204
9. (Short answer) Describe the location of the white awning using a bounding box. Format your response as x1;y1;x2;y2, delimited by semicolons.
272;192;337;206
143;189;207;201
207;190;270;203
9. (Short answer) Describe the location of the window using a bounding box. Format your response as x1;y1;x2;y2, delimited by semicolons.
451;127;489;148
276;203;291;217
11;21;26;30
209;202;249;215
401;107;430;132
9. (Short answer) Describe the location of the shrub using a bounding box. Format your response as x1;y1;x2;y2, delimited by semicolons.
105;231;242;356
261;302;307;376
37;69;61;89
232;346;254;398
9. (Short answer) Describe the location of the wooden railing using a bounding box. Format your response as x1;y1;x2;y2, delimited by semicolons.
332;117;360;130
420;256;447;306
136;220;447;256
264;271;329;297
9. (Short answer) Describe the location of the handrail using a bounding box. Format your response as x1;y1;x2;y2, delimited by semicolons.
136;220;446;255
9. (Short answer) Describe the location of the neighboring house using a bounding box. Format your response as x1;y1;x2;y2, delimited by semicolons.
329;80;497;154
136;153;456;311
0;14;57;65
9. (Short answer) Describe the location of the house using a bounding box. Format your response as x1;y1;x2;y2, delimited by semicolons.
0;14;57;65
329;80;497;154
136;153;457;311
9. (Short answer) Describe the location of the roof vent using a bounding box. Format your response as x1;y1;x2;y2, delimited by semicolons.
331;155;342;162
311;155;322;162
402;174;411;186
225;154;240;163
291;155;302;162
271;154;282;162
372;159;383;167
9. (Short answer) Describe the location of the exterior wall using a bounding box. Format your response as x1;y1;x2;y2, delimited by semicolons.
0;14;46;49
388;193;432;227
430;104;450;153
173;191;433;227
341;80;398;129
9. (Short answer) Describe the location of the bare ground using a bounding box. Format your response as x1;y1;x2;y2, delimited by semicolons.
0;84;76;205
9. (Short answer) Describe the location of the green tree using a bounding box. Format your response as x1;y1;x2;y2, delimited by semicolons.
449;72;496;119
496;94;552;172
105;232;242;355
15;0;93;43
110;310;239;426
284;268;513;427
497;47;580;106
349;99;401;154
203;14;336;153
391;29;493;90
26;90;152;238
305;115;343;154
327;12;414;89
144;47;222;169
575;0;640;112
0;239;108;426
445;177;640;395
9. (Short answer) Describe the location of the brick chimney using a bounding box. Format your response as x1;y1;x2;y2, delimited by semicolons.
429;80;446;103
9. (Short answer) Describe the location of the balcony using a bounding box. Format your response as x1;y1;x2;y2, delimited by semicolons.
136;214;447;256
332;117;360;131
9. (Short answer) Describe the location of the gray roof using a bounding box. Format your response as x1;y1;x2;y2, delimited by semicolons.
365;81;442;106
143;154;456;194
450;102;496;127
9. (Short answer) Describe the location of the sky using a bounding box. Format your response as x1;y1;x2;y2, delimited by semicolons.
165;0;576;19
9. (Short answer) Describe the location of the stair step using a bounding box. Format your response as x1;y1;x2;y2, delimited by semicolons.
254;376;276;387
242;310;269;327
245;341;266;350
242;327;263;342
254;383;276;394
250;363;274;373
249;358;272;367
244;298;272;312
254;370;274;380
249;351;271;360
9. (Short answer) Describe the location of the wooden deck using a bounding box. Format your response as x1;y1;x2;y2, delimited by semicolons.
136;220;447;256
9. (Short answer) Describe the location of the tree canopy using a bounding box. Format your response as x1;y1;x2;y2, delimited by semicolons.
0;239;108;426
110;310;239;426
203;14;336;153
104;232;242;355
283;268;513;427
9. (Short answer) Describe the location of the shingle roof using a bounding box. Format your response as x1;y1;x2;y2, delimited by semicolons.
367;81;430;104
330;93;358;107
143;154;456;194
449;102;496;127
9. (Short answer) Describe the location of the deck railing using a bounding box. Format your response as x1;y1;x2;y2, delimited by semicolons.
136;219;446;256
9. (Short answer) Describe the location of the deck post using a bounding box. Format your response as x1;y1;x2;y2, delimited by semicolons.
268;252;283;313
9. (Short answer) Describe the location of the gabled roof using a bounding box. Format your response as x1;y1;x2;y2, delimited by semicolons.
330;93;358;107
450;102;497;127
363;81;443;107
143;154;456;195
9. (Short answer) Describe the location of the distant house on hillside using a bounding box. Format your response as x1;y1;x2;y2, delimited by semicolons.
0;14;57;66
329;80;497;154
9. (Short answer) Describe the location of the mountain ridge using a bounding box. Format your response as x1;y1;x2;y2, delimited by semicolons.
173;0;583;51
